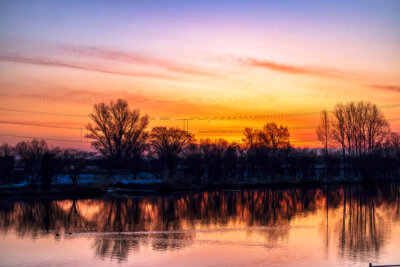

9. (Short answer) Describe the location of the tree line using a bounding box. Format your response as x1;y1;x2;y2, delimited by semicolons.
316;102;400;179
0;99;399;185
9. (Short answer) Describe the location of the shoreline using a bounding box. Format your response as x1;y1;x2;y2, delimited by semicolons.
1;179;399;199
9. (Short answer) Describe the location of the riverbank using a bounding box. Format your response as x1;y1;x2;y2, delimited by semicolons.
0;184;106;198
1;177;399;198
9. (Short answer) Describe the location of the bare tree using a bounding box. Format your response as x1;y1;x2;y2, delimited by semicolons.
382;132;400;176
40;148;62;187
340;102;388;157
242;128;260;148
129;131;149;179
387;132;400;153
0;143;14;157
15;139;48;184
242;123;290;150
199;138;228;182
86;99;149;167
365;103;389;154
62;149;96;185
258;122;291;150
331;101;390;177
241;123;290;178
150;127;194;180
242;128;260;176
0;143;15;183
15;139;60;185
316;109;331;157
332;103;347;168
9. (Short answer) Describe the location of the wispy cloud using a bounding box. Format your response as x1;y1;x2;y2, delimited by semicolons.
60;45;219;77
0;88;153;104
0;54;174;80
368;84;400;92
237;56;347;78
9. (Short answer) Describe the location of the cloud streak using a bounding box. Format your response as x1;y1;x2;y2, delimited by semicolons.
60;45;219;77
0;54;174;80
238;57;347;78
368;84;400;93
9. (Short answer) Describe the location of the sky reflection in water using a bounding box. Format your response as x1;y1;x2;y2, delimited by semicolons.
0;184;400;266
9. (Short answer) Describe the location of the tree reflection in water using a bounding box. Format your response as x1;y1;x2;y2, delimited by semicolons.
334;185;399;263
0;184;399;262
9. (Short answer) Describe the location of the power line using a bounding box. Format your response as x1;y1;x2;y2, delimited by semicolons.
380;104;400;109
2;92;331;104
197;126;318;134
0;133;84;143
0;117;398;135
1;104;399;121
0;108;88;118
195;119;400;134
291;140;320;143
0;120;85;130
0;132;318;145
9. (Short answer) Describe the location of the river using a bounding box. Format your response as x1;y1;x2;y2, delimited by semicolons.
0;184;399;266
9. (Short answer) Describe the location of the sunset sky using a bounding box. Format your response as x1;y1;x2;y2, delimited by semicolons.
0;0;399;149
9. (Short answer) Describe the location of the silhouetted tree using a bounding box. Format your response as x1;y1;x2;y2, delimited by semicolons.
150;127;194;180
0;143;15;184
15;140;61;186
197;139;238;183
3;99;397;185
182;143;202;181
342;102;388;156
386;132;400;159
40;148;61;187
0;143;14;157
62;149;96;185
379;132;400;178
86;99;149;169
242;128;262;177
242;123;290;178
331;101;390;179
242;127;260;148
332;103;347;171
223;142;239;180
258;122;291;150
129;131;149;179
15;139;48;184
287;149;316;180
199;138;226;182
316;109;331;158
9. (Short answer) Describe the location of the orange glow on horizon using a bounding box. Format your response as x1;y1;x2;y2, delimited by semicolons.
1;1;399;149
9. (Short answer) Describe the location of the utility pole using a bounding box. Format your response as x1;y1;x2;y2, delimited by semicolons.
178;118;191;131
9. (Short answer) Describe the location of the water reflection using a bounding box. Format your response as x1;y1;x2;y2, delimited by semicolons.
334;186;398;263
0;184;399;263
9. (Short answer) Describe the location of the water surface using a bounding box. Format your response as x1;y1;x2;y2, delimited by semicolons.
1;184;400;266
